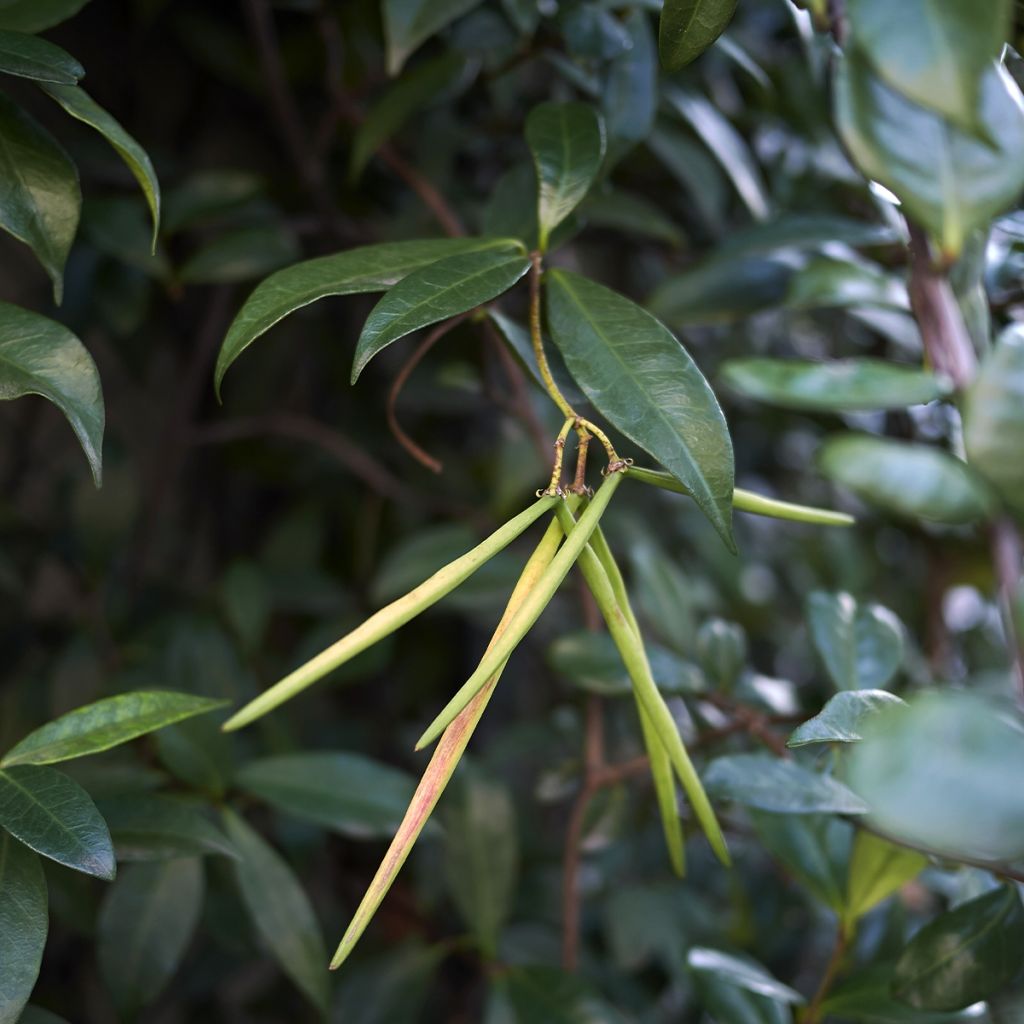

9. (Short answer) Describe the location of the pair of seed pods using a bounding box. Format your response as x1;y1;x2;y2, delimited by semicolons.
222;469;736;968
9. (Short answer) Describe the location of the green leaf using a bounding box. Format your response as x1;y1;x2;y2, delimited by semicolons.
784;256;909;312
788;690;907;748
179;224;299;285
846;0;1010;133
806;591;904;692
659;0;738;71
704;753;868;814
688;948;804;1004
442;770;518;956
382;0;484;75
350;52;464;180
834;52;1024;259
0;0;89;32
722;359;947;413
351;244;529;382
525;102;605;251
2;690;227;767
545;268;735;548
893;886;1024;1011
97;859;204;1016
236;752;422;840
963;324;1024;518
580;189;684;247
0;301;104;486
223;809;329;1013
491;967;616;1023
823;966;985;1022
848;691;1024;863
0;833;47;1024
155;716;233;798
215;237;508;396
98;794;236;861
0;93;80;302
42;83;160;248
693;970;792;1024
0;764;114;879
714;214;899;256
0;30;82;84
602;11;656;166
818;435;994;525
845;831;927;925
333;941;447;1024
17;1007;71;1024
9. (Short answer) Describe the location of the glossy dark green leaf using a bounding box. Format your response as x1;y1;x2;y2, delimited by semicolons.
352;243;529;382
846;831;927;925
481;163;582;253
2;690;227;767
806;591;904;692
382;0;484;74
0;93;80;301
704;753;868;814
693;970;791;1024
688;947;804;1004
443;771;517;955
722;358;947;413
223;809;329;1012
0;764;114;879
215;237;507;396
834;52;1024;258
894;886;1024;1011
0;301;103;486
602;11;656;166
0;30;82;83
818;435;994;525
0;833;47;1024
963;324;1024;517
525;102;605;251
659;0;738;71
823;966;985;1022
179;224;299;284
487;309;585;406
846;0;1010;132
849;691;1024;863
97;858;204;1016
154;716;233;798
350;53;464;180
715;214;899;258
784;256;908;312
0;0;89;32
236;752;420;840
43;83;160;246
98;795;236;861
546;268;735;548
788;690;907;748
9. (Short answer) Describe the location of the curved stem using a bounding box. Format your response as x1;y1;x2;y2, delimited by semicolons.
529;251;578;422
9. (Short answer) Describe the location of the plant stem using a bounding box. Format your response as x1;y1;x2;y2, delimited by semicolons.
804;926;847;1024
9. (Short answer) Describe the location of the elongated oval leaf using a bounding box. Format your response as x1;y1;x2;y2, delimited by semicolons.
223;809;329;1012
704;753;868;814
546;268;735;547
846;831;926;925
603;11;656;166
659;0;738;71
894;886;1024;1011
788;690;907;748
216;237;511;396
818;434;993;525
722;358;947;413
688;948;804;1004
834;52;1024;258
525;102;605;251
806;591;904;692
42;84;160;249
0;764;114;878
351;244;529;382
849;691;1024;862
0;93;80;301
236;752;420;840
2;691;227;767
846;0;1010;133
97;859;204;1016
0;0;89;33
383;0;484;75
98;794;236;861
784;256;908;312
963;324;1024;517
0;29;82;83
0;300;104;485
0;833;47;1024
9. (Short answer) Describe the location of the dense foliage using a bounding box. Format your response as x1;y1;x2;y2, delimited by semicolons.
2;0;1024;1021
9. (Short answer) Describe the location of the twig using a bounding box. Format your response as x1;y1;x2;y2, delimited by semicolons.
804;926;847;1024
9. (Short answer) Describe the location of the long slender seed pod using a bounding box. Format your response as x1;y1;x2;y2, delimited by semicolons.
555;504;730;866
414;473;624;749
329;512;569;970
223;494;558;731
592;525;685;876
627;466;854;527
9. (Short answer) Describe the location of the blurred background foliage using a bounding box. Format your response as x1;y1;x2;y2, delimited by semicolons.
2;0;1024;1021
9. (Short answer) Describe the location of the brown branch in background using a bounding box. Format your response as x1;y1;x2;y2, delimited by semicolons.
804;926;848;1024
386;315;471;474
